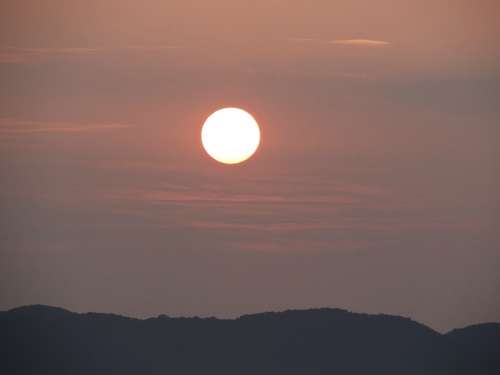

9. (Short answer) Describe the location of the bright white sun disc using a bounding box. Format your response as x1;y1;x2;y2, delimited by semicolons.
201;108;261;164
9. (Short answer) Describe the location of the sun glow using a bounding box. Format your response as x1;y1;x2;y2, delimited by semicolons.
201;108;261;164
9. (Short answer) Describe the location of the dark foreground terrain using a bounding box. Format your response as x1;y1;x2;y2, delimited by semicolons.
1;305;499;374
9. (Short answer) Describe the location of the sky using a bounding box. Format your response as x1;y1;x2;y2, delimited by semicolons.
0;0;499;332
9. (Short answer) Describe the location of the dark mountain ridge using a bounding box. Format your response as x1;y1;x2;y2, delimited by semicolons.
2;305;499;374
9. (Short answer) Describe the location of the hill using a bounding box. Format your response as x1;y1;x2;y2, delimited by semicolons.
1;305;499;374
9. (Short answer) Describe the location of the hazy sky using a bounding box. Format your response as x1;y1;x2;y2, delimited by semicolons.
1;0;499;331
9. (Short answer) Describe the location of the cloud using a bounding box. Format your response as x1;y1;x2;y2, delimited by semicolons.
0;47;103;63
287;37;320;43
13;47;102;54
0;45;183;64
115;188;361;208
0;118;132;135
122;45;184;51
329;39;391;46
288;38;391;47
188;220;351;232
226;239;334;253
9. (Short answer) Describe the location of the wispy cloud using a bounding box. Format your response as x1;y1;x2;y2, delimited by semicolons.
189;220;351;232
0;118;132;135
0;45;184;64
287;37;320;43
329;39;391;46
8;47;102;54
115;189;360;207
123;45;184;51
0;47;103;63
227;239;334;253
288;38;391;47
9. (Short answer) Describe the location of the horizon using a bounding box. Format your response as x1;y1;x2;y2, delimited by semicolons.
4;303;499;333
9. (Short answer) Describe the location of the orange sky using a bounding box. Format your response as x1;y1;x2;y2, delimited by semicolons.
0;0;499;331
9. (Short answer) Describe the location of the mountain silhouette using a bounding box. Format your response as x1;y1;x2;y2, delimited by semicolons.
1;305;499;374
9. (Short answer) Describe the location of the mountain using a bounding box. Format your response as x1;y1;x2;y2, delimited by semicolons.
1;305;499;374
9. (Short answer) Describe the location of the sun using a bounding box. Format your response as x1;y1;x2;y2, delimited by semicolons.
201;108;261;164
